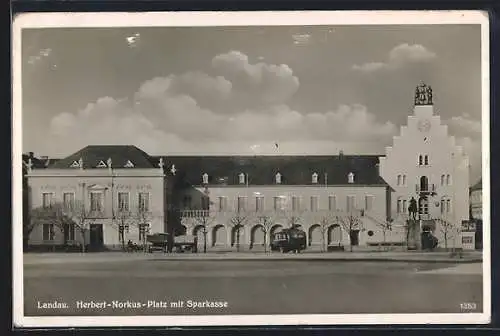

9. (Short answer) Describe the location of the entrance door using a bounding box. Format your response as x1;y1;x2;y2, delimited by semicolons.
349;230;360;246
89;224;104;250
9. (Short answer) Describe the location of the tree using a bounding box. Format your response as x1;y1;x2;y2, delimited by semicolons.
318;212;337;252
135;208;152;252
192;209;216;253
256;214;274;253
230;212;249;252
336;212;362;252
366;213;393;251
438;218;457;250
66;200;92;253
114;210;134;251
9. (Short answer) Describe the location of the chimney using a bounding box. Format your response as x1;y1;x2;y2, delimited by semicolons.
29;152;34;159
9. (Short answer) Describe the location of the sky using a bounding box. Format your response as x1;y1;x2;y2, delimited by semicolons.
20;25;483;182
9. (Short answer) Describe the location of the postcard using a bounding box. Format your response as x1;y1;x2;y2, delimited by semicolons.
12;10;490;327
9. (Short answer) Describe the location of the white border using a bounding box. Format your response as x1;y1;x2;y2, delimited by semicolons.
12;10;491;328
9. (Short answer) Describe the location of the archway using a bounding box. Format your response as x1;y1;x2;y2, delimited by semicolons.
420;176;429;192
176;225;187;236
211;225;226;247
193;225;205;249
250;225;265;247
308;224;322;246
327;225;342;246
231;225;246;247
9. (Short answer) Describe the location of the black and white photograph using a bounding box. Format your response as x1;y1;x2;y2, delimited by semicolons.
12;11;490;327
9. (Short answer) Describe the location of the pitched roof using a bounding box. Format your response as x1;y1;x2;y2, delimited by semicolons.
471;178;482;191
154;155;389;187
50;145;156;169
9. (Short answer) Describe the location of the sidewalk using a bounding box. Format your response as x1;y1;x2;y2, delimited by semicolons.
23;250;483;265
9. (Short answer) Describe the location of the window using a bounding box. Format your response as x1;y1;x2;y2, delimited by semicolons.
237;196;247;212
42;193;53;209
446;174;451;185
138;192;150;212
397;198;402;213
424;155;429;165
310;196;318;212
292;196;300;211
90;192;103;212
346;196;355;212
218;196;228;211
328;195;337;211
183;195;192;209
419;155;423;166
138;223;149;241
348;172;354;184
440;198;446;214
397;175;401;186
274;196;285;211
365;195;374;212
446;199;451;213
402;200;407;213
255;196;264;212
63;223;75;241
275;172;282;184
402;175;407;186
43;223;55;241
239;173;245;185
312;173;318;184
441;174;445;186
118;192;129;212
63;192;74;212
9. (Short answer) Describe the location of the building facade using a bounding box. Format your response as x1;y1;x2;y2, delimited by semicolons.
379;83;470;248
25;146;166;251
160;155;397;251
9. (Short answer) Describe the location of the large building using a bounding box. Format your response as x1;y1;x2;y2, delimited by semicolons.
23;83;473;251
379;83;470;248
25;146;166;251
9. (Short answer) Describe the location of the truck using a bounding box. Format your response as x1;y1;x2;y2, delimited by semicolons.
146;233;198;253
270;227;307;253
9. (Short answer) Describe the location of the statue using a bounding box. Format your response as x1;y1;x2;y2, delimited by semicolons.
414;82;433;106
408;197;418;220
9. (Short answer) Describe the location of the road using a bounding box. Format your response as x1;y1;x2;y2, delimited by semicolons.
23;258;483;316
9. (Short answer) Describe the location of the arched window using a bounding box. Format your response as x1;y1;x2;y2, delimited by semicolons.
402;199;407;213
446;199;451;213
402;175;407;186
446;174;451;185
441;174;445;186
420;176;429;192
418;155;423;166
397;175;401;186
440;197;446;214
424;155;429;165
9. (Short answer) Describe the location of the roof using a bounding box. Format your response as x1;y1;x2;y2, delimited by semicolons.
471;178;482;191
50;145;156;169
153;155;389;187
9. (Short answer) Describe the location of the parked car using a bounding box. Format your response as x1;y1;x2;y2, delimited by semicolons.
271;228;307;253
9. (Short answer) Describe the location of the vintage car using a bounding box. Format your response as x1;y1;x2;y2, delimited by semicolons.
146;233;198;253
270;228;307;253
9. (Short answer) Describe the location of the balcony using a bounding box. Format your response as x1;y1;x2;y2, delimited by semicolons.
415;184;436;194
180;210;210;218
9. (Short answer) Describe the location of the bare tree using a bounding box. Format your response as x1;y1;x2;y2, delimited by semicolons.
438;218;457;250
318;212;337;252
67;200;92;253
114;210;134;251
230;212;249;252
135;208;152;252
256;214;274;253
192;210;217;253
365;213;393;251
336;212;362;252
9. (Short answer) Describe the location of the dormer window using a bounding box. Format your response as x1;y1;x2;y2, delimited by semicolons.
202;173;209;185
124;160;134;168
96;160;107;168
348;172;354;184
275;172;282;184
70;160;80;168
312;172;318;184
239;173;245;184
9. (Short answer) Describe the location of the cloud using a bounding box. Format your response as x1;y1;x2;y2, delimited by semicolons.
211;51;299;105
46;50;397;157
352;43;436;73
448;114;482;136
